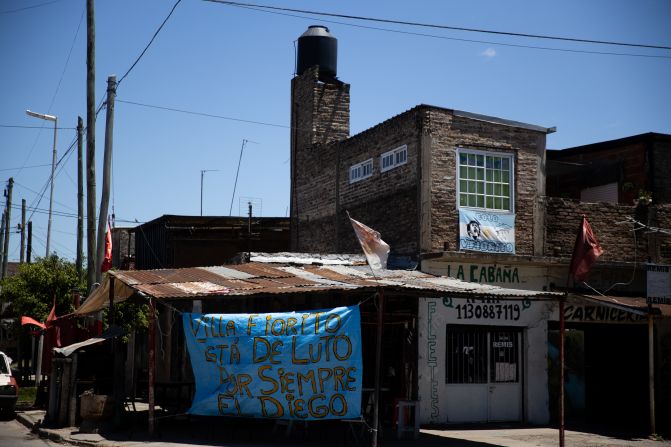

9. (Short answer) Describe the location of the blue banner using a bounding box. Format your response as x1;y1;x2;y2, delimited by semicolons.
183;305;362;420
459;209;515;254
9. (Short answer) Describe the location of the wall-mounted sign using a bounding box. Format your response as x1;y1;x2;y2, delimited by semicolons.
183;306;362;420
459;209;515;254
647;264;671;305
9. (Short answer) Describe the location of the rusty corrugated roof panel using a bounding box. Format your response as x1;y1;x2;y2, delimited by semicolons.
232;262;291;278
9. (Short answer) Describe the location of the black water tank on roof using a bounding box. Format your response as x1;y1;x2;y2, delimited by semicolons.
297;25;337;79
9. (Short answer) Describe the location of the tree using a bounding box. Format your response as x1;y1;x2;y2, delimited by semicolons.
0;255;83;321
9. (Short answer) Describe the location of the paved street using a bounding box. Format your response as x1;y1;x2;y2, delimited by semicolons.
6;409;671;447
0;417;57;447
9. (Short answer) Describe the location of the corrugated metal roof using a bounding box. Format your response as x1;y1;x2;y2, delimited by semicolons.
577;294;671;317
96;261;563;303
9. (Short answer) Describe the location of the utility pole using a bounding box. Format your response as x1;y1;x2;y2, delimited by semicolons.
96;75;116;284
200;169;218;216
86;0;96;293
76;117;84;284
20;199;26;263
0;210;5;278
2;178;13;279
27;221;32;263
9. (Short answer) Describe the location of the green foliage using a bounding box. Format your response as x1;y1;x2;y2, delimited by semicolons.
0;255;83;321
104;298;150;342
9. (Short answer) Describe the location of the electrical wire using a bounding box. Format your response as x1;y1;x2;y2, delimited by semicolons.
117;99;290;129
206;0;671;51
117;0;182;87
209;1;671;59
0;164;51;172
15;5;85;177
0;124;76;130
0;0;64;15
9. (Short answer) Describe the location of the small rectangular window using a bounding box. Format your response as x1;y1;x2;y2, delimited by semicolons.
349;158;373;183
380;145;408;173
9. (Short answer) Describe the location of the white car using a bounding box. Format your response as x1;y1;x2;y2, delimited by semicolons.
0;351;18;413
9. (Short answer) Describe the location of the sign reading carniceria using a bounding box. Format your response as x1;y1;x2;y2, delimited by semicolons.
183;306;362;420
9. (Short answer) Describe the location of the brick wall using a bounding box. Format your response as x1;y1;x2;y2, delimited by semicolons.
427;109;546;256
545;198;649;263
290;67;350;251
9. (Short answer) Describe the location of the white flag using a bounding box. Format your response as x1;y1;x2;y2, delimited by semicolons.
348;214;390;270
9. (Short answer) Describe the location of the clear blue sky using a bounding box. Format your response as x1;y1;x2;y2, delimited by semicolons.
1;0;670;263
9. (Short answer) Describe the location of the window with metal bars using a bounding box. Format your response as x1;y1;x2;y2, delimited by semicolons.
445;326;520;384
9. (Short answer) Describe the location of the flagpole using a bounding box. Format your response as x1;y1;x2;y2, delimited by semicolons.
372;288;384;447
559;292;566;447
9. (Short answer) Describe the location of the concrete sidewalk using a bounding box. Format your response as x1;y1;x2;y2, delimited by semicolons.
15;410;670;447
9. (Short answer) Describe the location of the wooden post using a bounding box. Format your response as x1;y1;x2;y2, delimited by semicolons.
48;358;59;422
559;295;566;447
20;199;26;263
86;0;97;293
95;75;116;284
148;298;156;435
27;221;32;263
68;353;78;427
58;359;72;426
2;177;13;279
76;117;84;284
648;310;656;434
372;289;385;447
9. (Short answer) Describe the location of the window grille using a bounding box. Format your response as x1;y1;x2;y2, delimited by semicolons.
446;326;520;384
457;149;513;211
349;159;373;183
380;145;408;173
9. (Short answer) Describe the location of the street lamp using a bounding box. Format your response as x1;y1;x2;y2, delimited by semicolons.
200;169;218;216
26;110;57;257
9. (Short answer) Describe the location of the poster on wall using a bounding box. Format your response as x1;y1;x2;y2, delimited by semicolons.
647;264;671;305
183;305;362;420
459;209;515;254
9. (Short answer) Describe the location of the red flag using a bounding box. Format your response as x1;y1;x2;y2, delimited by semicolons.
45;300;61;347
348;213;390;270
101;222;112;273
569;216;603;282
20;316;46;329
45;301;57;328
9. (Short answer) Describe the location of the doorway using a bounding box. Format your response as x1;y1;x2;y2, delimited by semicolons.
445;326;523;423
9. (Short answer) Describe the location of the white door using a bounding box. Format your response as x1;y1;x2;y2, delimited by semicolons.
446;327;523;423
487;329;522;421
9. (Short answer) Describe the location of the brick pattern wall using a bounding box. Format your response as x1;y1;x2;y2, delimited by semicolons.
545;198;649;263
291;67;350;251
428;109;545;256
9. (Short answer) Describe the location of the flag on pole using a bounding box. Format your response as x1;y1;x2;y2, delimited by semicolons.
569;216;603;282
348;213;390;270
45;299;61;347
101;220;112;273
20;316;46;329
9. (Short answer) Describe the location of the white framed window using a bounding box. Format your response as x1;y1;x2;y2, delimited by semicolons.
349;158;373;183
457;148;514;212
380;145;408;173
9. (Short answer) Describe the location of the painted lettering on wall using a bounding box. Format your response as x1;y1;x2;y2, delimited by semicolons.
426;301;440;422
443;297;531;321
446;264;520;284
564;305;645;323
183;306;362;420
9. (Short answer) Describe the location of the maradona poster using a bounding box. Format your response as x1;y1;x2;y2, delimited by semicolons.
183;305;362;420
459;209;515;254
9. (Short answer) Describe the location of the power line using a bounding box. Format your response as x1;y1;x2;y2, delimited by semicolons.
118;0;183;87
0;164;51;172
0;0;63;15
0;124;76;130
206;0;671;51
15;4;84;177
117;99;289;129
